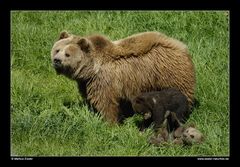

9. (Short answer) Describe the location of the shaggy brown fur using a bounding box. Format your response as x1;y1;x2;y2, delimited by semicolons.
51;31;196;123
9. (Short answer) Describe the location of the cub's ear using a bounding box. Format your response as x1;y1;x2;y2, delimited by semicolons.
77;38;91;53
187;123;196;128
59;31;69;40
200;135;205;142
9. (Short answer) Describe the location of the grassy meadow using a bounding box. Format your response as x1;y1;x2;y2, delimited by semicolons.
11;11;229;156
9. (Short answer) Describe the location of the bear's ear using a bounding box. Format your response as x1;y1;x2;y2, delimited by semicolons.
200;135;205;142
188;123;196;128
89;35;108;50
77;38;91;53
59;31;69;40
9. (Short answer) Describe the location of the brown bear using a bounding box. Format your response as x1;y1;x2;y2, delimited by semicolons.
51;31;196;123
131;88;190;131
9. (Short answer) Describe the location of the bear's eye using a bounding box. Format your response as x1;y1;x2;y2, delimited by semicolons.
190;135;194;138
65;53;70;57
56;49;60;53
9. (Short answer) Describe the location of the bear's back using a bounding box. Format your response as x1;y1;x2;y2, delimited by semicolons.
112;32;188;59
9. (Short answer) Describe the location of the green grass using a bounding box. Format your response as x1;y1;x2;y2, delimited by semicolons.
11;11;229;156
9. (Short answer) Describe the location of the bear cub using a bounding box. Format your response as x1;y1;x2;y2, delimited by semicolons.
131;88;190;132
173;125;204;145
149;123;204;146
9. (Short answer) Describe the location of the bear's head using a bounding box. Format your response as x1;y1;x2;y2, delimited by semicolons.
131;96;152;120
182;127;204;145
51;31;98;79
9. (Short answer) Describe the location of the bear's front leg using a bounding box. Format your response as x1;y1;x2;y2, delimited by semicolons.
103;104;120;123
98;102;120;124
87;85;121;124
137;119;153;131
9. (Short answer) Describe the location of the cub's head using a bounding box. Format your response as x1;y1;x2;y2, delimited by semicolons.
182;127;204;145
131;96;152;120
51;31;95;79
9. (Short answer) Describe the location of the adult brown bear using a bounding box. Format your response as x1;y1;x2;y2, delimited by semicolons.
51;31;196;123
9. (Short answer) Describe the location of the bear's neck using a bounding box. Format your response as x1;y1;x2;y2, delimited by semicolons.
73;61;96;81
73;61;98;98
